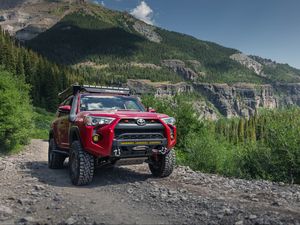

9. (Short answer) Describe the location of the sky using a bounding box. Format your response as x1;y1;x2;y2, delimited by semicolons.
94;0;300;69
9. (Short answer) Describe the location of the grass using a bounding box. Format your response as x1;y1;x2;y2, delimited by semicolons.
31;107;55;140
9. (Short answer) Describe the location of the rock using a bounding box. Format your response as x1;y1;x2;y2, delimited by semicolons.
127;188;134;194
19;216;35;223
53;196;61;202
198;211;209;217
223;208;232;215
179;189;188;194
132;21;162;43
217;213;223;219
0;205;13;220
180;195;188;201
160;193;168;199
251;198;259;202
162;60;199;81
30;191;39;197
0;163;6;171
0;15;6;22
271;201;281;207
235;220;243;225
34;184;45;191
230;53;263;75
168;190;178;195
249;215;257;220
17;198;33;206
65;217;77;225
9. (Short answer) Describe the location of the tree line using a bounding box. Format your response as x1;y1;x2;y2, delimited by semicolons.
0;28;75;111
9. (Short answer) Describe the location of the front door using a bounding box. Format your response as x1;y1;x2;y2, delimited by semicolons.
56;97;73;149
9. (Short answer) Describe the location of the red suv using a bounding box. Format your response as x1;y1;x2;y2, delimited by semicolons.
49;85;177;185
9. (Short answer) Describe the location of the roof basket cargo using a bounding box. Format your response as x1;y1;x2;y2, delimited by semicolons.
58;84;131;99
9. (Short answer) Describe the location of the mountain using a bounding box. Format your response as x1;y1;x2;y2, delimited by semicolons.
1;0;300;118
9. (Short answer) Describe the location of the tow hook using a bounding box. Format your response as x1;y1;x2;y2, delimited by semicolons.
159;147;168;155
114;148;121;157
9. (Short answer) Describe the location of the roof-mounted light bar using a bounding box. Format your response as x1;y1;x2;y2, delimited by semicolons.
58;84;131;99
82;85;130;95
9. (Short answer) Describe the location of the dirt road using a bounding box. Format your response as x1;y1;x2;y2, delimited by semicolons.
0;140;300;225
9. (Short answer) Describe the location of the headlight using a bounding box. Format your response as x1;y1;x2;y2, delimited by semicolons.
84;116;115;126
162;117;176;126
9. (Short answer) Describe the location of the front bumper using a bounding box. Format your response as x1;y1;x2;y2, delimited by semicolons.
82;117;176;158
112;135;168;158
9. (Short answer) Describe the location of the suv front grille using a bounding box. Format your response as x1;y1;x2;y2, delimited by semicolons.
118;133;164;140
114;119;165;140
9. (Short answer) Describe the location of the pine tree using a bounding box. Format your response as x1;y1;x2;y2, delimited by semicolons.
238;118;245;143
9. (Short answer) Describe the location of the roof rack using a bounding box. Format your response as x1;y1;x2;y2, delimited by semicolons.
58;84;131;99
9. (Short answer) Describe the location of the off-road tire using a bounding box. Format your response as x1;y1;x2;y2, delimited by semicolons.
48;138;66;169
69;141;95;186
149;150;175;177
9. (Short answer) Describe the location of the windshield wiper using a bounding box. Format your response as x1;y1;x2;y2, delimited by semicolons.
116;109;140;112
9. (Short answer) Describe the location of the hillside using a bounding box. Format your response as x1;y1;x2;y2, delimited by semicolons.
1;0;300;85
24;7;267;84
2;0;300;119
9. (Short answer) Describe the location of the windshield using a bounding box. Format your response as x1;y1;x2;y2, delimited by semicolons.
80;95;145;112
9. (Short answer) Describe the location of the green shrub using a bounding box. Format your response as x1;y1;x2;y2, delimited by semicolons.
142;95;300;184
0;69;33;153
31;107;55;140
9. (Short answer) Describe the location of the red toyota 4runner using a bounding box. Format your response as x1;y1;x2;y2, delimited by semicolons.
49;85;177;185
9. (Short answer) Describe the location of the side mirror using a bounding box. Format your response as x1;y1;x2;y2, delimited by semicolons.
147;107;156;113
58;105;71;113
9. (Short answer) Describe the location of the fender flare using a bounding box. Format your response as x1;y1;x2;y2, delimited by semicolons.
69;126;82;145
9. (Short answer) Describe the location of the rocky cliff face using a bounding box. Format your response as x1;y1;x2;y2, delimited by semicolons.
127;79;194;96
161;60;201;81
276;83;300;106
128;79;300;119
194;83;278;118
0;0;73;41
132;20;162;43
230;53;264;76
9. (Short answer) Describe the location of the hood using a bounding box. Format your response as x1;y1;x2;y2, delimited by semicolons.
79;110;169;119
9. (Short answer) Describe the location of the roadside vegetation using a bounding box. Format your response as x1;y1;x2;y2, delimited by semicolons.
142;95;300;184
31;107;55;140
0;68;32;153
0;67;55;153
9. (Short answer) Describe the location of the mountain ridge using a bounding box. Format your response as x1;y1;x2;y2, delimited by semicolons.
1;0;299;83
1;0;300;118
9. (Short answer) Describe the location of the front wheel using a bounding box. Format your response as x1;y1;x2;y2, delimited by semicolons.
69;141;95;186
149;150;175;177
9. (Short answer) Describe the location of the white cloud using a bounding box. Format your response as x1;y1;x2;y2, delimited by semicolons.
93;0;105;6
130;1;154;25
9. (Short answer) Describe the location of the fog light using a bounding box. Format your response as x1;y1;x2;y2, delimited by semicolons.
92;135;101;142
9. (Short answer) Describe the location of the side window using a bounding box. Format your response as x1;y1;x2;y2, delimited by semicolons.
57;97;73;117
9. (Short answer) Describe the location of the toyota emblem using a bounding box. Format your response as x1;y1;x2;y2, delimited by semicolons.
136;119;146;126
